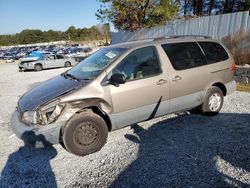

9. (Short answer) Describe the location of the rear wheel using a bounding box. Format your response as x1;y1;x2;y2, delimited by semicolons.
62;111;108;156
65;61;71;67
199;86;224;115
34;64;42;71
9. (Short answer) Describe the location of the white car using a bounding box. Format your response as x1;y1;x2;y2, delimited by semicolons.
19;54;77;71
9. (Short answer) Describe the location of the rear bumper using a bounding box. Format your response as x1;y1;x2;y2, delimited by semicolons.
225;80;237;95
10;111;65;146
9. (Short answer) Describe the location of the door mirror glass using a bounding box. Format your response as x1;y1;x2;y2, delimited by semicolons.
110;73;126;85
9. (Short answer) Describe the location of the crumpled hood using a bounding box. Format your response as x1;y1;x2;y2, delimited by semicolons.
18;75;87;112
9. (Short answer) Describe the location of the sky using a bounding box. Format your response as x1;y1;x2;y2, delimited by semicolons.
0;0;110;35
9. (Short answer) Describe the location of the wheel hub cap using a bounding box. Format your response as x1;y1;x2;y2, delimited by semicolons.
75;124;98;146
208;93;221;111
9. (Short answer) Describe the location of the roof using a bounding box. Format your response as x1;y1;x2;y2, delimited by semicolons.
109;35;218;49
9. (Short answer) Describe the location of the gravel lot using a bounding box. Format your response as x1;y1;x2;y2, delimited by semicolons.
0;63;249;188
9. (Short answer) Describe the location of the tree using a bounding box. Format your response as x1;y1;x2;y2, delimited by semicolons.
177;0;250;17
0;24;111;46
96;23;111;43
96;0;178;31
102;23;111;43
65;26;77;41
18;29;45;44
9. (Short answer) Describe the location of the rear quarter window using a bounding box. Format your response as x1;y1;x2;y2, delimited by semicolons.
198;42;229;64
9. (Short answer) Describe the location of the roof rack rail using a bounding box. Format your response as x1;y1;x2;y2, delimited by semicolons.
170;35;212;39
153;35;212;41
152;37;166;41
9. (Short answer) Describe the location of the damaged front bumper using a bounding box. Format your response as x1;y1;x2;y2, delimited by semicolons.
11;111;65;146
18;64;34;71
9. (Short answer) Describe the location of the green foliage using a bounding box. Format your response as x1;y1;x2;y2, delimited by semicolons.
0;24;111;46
178;0;250;17
18;29;44;44
96;0;178;31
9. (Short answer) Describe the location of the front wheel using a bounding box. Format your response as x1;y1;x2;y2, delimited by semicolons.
34;64;42;71
64;61;71;67
62;111;108;156
199;86;224;116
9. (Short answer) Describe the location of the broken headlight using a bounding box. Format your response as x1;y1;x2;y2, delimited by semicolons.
22;111;38;125
38;100;65;125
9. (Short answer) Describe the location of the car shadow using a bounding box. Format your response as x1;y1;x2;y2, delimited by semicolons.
111;112;250;187
0;131;58;187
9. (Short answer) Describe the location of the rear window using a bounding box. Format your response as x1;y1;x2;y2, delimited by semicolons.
198;42;229;64
56;55;64;59
161;42;207;70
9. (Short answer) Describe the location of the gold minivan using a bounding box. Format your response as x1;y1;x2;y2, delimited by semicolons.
11;36;236;156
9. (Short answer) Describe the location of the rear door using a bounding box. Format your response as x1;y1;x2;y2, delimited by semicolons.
198;41;232;83
107;46;170;129
55;54;66;67
161;42;210;112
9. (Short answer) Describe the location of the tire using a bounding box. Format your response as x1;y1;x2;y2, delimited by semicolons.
62;111;108;156
65;61;71;67
199;86;224;116
34;64;42;72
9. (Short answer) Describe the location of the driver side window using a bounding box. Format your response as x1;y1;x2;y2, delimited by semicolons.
113;46;161;81
47;55;55;60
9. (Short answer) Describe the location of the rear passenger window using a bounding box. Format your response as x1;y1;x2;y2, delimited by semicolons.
56;55;64;59
161;42;207;70
198;42;229;64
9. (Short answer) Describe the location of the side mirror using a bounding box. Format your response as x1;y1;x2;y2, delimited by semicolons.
110;73;126;86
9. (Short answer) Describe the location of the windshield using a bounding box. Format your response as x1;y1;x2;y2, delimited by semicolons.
67;47;127;80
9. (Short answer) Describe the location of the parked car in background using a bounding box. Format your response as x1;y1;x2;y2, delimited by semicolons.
74;55;88;63
19;54;77;71
5;59;15;63
83;47;92;53
11;36;236;156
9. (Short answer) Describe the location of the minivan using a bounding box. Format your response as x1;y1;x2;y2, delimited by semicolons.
11;36;236;156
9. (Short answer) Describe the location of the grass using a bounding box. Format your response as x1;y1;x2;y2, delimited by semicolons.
237;83;250;93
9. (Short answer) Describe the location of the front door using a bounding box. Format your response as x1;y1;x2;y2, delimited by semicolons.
45;55;56;68
107;46;170;129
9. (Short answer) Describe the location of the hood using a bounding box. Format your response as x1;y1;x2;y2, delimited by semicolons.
18;75;88;112
20;60;36;64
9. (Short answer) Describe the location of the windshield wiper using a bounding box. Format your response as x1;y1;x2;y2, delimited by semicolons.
80;78;93;81
62;72;80;81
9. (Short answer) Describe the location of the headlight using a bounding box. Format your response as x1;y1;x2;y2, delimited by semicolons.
22;111;37;125
38;100;65;125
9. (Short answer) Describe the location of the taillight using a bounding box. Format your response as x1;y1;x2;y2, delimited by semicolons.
231;63;236;72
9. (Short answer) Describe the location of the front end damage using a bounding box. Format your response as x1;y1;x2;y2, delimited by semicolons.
12;98;112;146
11;73;113;146
35;98;111;126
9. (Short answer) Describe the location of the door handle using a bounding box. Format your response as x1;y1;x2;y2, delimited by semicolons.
157;79;168;85
172;76;182;81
